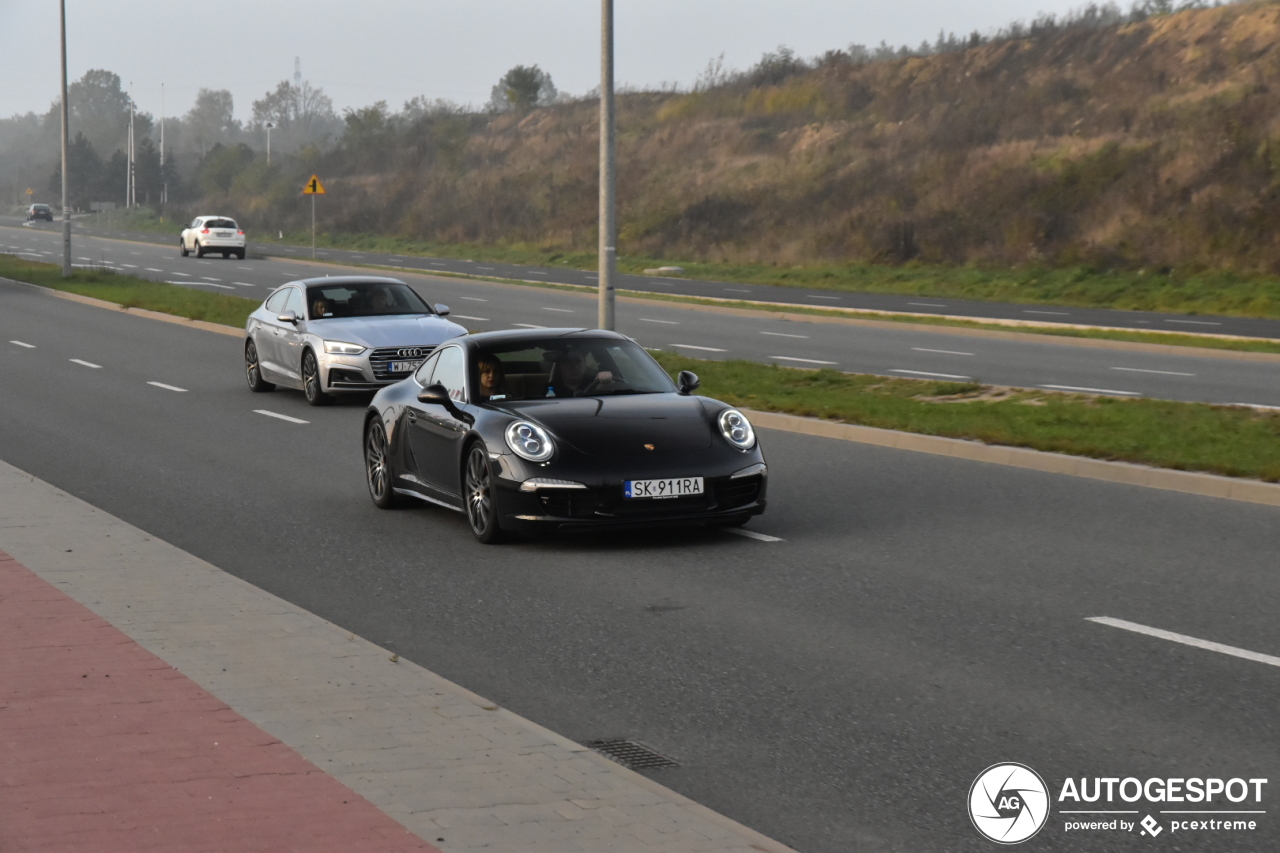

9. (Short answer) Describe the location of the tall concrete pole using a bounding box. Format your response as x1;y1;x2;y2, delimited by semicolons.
59;0;71;277
598;0;616;330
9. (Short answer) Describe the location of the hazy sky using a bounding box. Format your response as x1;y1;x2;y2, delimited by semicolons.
5;0;1091;122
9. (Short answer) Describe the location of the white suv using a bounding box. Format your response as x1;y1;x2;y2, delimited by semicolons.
180;215;246;259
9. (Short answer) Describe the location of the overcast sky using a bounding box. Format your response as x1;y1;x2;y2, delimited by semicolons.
5;0;1092;122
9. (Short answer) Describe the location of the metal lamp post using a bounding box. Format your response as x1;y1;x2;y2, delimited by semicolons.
59;0;71;277
598;0;616;330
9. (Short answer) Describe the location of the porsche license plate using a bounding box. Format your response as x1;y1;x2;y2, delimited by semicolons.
388;360;422;373
624;477;704;499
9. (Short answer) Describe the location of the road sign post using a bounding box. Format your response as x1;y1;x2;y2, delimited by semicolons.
302;174;326;259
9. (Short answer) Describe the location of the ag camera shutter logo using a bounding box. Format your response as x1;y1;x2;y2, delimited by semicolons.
969;763;1050;844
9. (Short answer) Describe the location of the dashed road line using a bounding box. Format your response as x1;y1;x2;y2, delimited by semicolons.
232;282;257;287
145;268;163;272
771;356;837;365
641;318;679;324
1087;617;1280;668
9;341;35;348
460;296;488;302
908;302;947;308
69;359;102;368
147;381;188;392
513;323;548;329
169;271;191;277
254;410;309;424
1024;310;1070;316
724;288;750;293
542;307;574;313
200;276;223;282
890;369;971;379
1165;319;1222;326
722;528;784;543
1041;384;1141;397
672;344;727;352
912;347;974;356
760;331;807;338
1111;367;1196;377
806;295;841;301
452;315;489;322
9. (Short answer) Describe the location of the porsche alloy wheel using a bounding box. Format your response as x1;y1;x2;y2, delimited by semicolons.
364;419;400;508
464;443;504;543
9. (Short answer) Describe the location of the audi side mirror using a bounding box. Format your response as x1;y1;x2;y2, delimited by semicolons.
417;382;450;404
434;304;450;316
677;370;700;395
277;311;299;325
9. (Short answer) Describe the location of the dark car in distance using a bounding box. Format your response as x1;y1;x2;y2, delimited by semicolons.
26;204;54;222
363;328;767;542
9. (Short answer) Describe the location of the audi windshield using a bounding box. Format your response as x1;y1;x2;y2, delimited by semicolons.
306;282;434;318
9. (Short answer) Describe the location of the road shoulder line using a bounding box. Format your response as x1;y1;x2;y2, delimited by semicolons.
0;457;798;853
746;409;1280;507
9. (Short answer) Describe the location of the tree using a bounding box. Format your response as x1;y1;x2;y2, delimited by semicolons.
250;79;336;132
487;65;557;112
48;131;105;210
134;137;163;205
47;69;140;157
197;143;255;196
185;89;237;157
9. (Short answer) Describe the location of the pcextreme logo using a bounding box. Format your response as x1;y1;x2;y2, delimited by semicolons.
970;764;1268;844
969;763;1051;844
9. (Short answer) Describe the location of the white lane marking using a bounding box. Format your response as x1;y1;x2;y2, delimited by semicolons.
542;307;574;313
1164;319;1222;326
145;267;163;272
196;260;212;265
761;331;807;338
121;264;138;268
200;276;222;281
912;347;974;356
10;341;36;348
585;275;598;279
76;256;92;261
1041;384;1141;396
806;295;841;300
1088;617;1280;668
1024;309;1070;316
254;409;309;424
771;356;837;365
148;381;188;392
452;314;489;321
721;528;784;542
232;282;257;287
513;323;548;329
672;344;727;352
641;318;679;324
169;271;191;277
130;251;140;256
70;359;102;368
908;302;947;307
1111;366;1196;377
237;266;252;270
280;271;299;276
477;266;494;270
460;296;488;302
168;281;234;289
891;369;972;379
529;271;547;276
724;288;750;293
1226;402;1280;411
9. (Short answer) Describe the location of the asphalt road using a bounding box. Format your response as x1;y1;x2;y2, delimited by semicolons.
2;281;1277;851
4;222;1279;409
12;214;1280;340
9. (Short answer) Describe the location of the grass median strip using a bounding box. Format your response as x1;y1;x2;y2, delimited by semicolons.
648;351;1280;482
0;254;257;328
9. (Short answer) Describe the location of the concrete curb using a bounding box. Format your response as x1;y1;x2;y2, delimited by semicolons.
745;409;1280;507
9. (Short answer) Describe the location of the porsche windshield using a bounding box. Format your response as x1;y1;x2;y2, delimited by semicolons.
305;282;432;318
473;338;677;401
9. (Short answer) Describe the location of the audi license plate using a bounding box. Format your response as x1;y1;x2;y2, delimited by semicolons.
624;477;703;499
388;360;423;373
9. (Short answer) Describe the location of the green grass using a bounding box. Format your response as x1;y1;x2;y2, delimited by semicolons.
649;351;1280;482
0;254;257;328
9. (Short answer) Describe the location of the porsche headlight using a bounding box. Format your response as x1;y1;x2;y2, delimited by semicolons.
717;408;756;450
505;421;555;462
323;340;366;355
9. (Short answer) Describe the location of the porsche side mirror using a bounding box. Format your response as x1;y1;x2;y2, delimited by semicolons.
417;382;450;404
677;370;700;395
434;303;450;316
277;310;299;325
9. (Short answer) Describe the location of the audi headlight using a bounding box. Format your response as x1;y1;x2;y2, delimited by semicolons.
323;340;366;355
717;408;756;450
505;421;555;462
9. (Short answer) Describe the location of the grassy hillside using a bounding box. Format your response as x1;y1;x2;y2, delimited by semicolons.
170;2;1280;297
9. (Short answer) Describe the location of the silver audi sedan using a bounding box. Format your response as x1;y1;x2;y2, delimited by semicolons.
244;276;468;405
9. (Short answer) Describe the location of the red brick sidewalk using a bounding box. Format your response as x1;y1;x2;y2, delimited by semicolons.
0;550;439;852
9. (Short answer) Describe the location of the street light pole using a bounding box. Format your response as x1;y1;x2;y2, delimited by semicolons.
598;0;616;331
59;0;71;277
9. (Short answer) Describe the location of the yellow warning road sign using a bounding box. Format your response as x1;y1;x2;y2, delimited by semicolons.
25;188;33;195
302;174;326;195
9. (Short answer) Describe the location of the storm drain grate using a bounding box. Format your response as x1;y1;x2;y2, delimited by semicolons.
586;739;680;769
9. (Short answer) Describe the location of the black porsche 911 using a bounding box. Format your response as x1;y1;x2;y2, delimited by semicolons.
362;328;767;542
